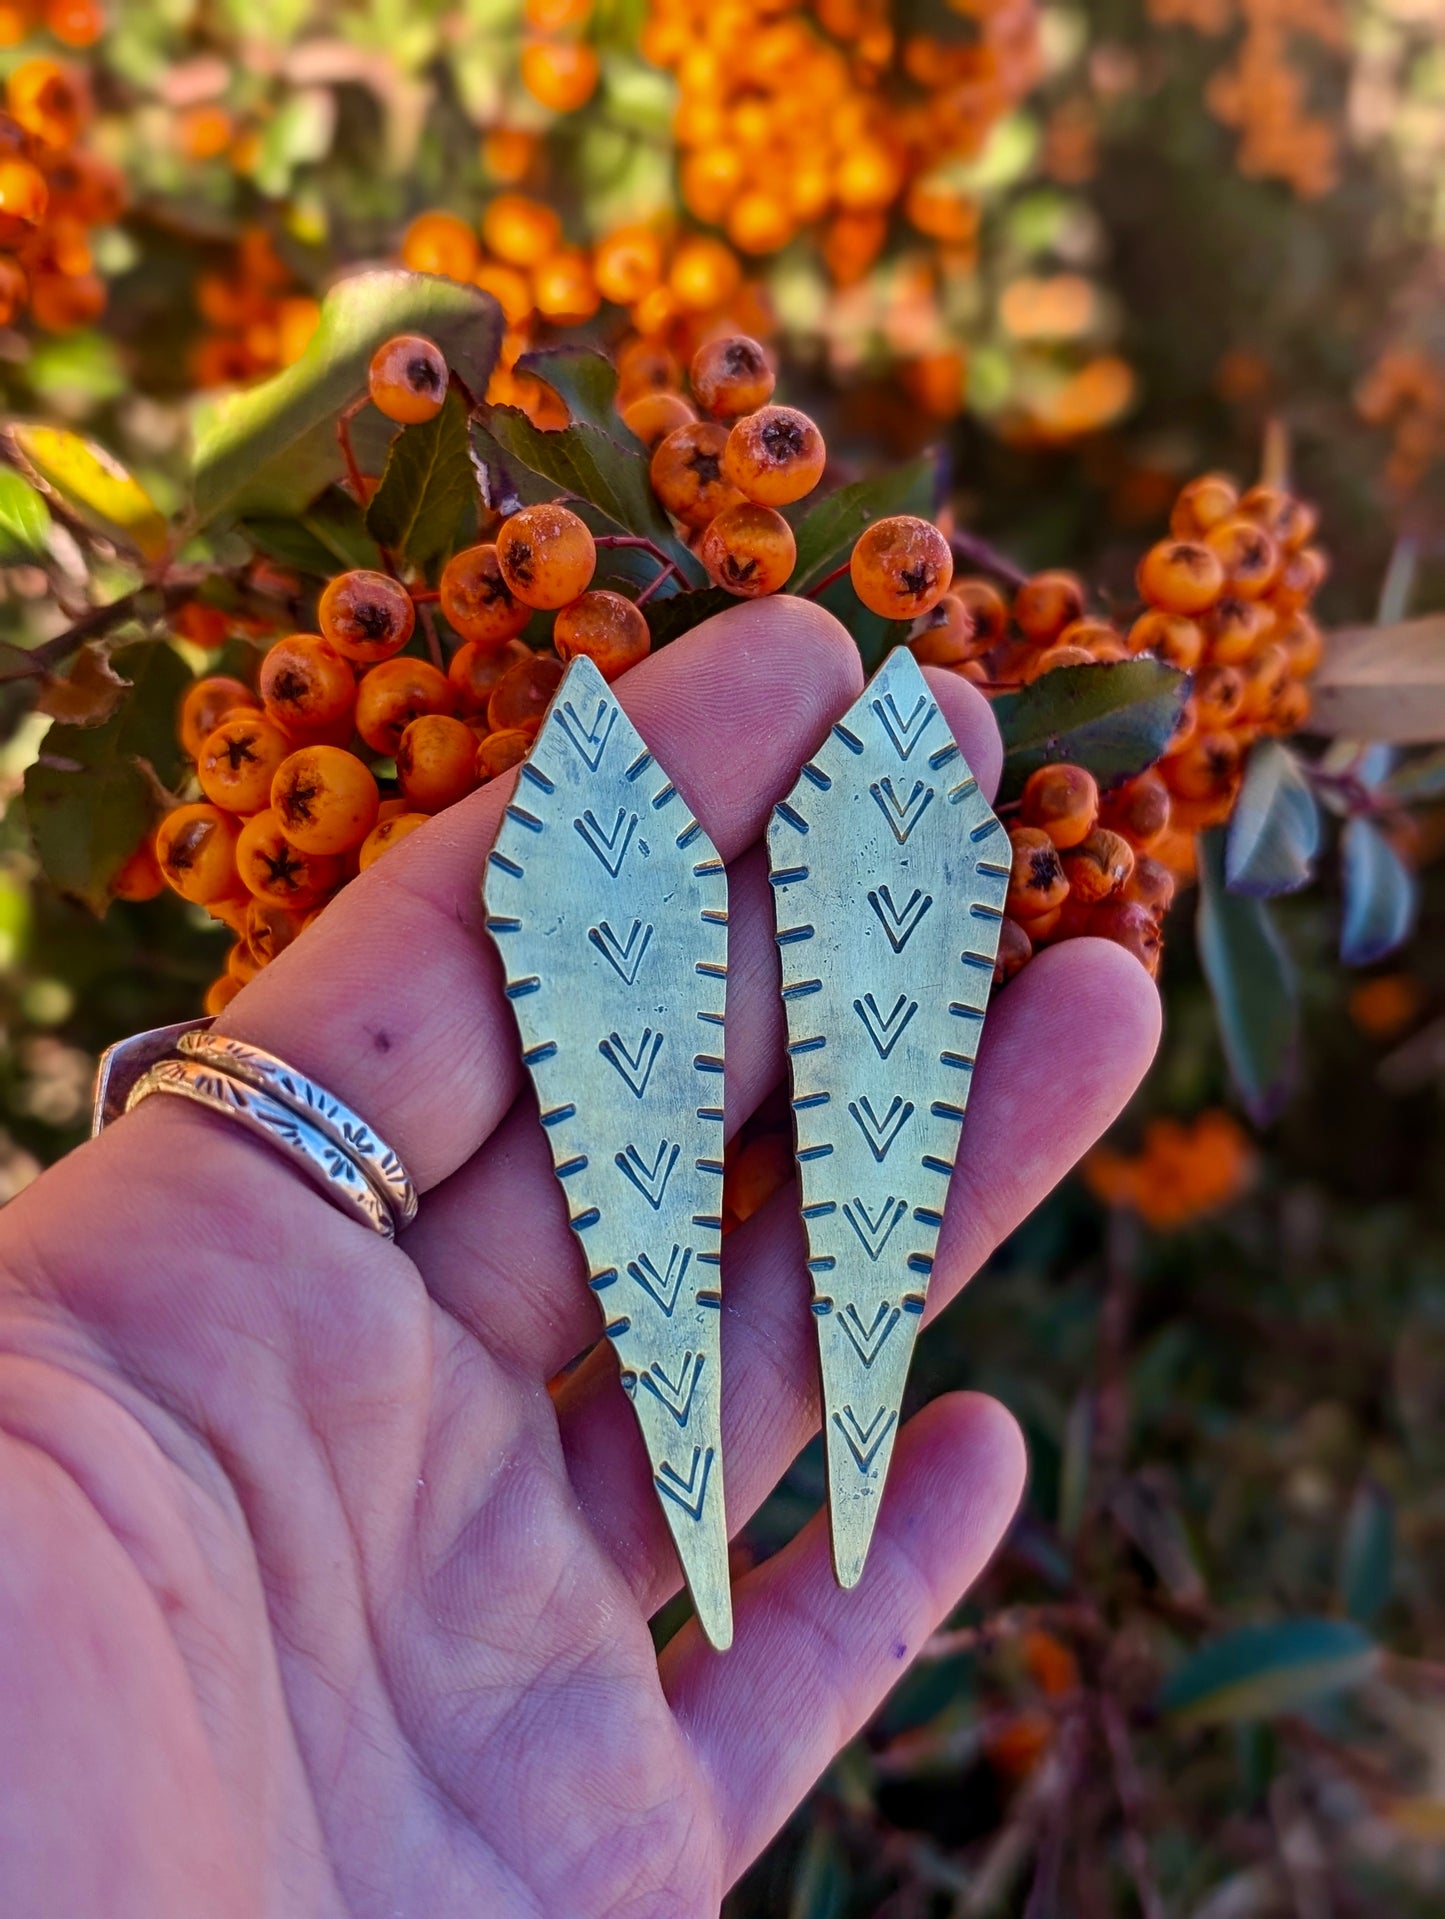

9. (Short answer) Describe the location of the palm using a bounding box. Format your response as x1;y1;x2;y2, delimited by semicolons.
0;602;1158;1917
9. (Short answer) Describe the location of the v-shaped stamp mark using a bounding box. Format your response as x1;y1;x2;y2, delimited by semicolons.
833;1405;898;1474
868;885;933;953
848;1095;914;1163
554;698;617;771
599;1027;664;1098
842;1195;906;1261
616;1140;680;1210
641;1351;705;1428
853;992;918;1060
871;691;935;761
655;1445;714;1521
870;777;934;844
589;918;653;984
574;807;637;877
628;1244;691;1316
837;1302;902;1368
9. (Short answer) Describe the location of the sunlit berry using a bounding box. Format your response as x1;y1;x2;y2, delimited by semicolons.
1164;730;1242;805
1137;538;1225;616
1170;473;1238;538
1013;571;1085;645
318;569;416;663
0;156;45;245
487;650;564;734
259;636;355;738
1061;828;1134;906
1204;517;1280;599
449;637;531;717
622;389;696;452
245;897;306;965
112;835;164;903
482;192;561;268
476;725;535;779
1124;854;1176;919
690;334;775;419
520;39;600;113
553;589;651;677
910;592;980;668
1269;680;1312;734
1020;763;1099;851
236;807;343;908
1091;898;1163;975
650;420;742;529
180;675;258;760
401;210;480;281
1006;824;1070;919
1272;546;1328;609
496;502;597;609
534;250;599;324
354;656;454;756
197;715;292;815
1238;642;1290;724
1239;484;1314;552
358;810;429;870
397;713;481;813
1204;596;1274;666
367;334;447;424
1278;614;1323;680
1194;663;1246;730
723;404;826;507
951;578;1011;651
7;58;88;148
668;234;742;312
1022;643;1094;682
271;744;379;855
440;543;531;648
593;225;664;306
993;916;1033;985
1127;608;1203;672
699;501;796;598
849;515;953;620
1100;770;1171;851
615;336;680;403
155;803;243;906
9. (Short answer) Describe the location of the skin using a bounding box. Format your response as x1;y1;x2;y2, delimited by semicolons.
0;599;1158;1918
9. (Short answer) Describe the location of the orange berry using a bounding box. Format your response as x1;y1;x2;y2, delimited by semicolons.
690;334;775;419
1016;903;1063;941
45;0;104;48
197;714;292;815
1059;618;1126;658
1164;730;1242;805
440;542;531;648
245;897;306;964
533;250;599;325
1128;608;1203;672
1170;472;1238;538
1204;595;1274;666
318;569;416;664
668;234;742;312
7;58;88;148
495;503;596;609
358;810;430;870
1238;642;1290;723
1006;825;1070;919
520;38;600;113
553;589;651;678
1239;484;1314;552
448;635;530;716
1100;770;1171;851
1272;546;1328;610
271;744;379;855
699;501;796;598
259;636;355;739
1137;538;1225;616
482;192;561;269
112;835;164;903
204;974;242;1017
226;938;261;987
236;807;343;908
622;389;696;452
593;225;664;306
487;650;564;734
615;336;680;402
1013;571;1085;645
1269;680;1311;734
29;269;104;333
1278;613;1322;680
401;210;479;281
1022;643;1094;682
723;404;826;507
1123;854;1175;919
910;593;979;668
180;675;258;760
1061;827;1134;905
849;515;953;621
155;803;243;906
354;656;454;756
1195;663;1245;730
481;126;538;183
650;421;742;529
397;713;481;813
1204;517;1280;599
0;254;26;325
0;156;46;245
476;725;535;779
1091;899;1163;975
951;578;1010;651
1020;763;1099;850
367;334;448;424
994;916;1033;985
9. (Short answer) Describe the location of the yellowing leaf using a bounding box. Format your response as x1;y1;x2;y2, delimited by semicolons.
34;642;130;727
10;424;168;564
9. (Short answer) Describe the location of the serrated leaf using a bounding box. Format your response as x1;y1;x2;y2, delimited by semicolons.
1160;1618;1377;1725
1340;815;1417;966
22;641;189;913
1313;616;1445;742
1197;827;1298;1124
242;488;384;577
516;345;620;429
994;658;1189;801
786;457;938;592
0;466;52;562
1225;739;1321;896
364;388;475;571
191;270;502;526
1339;1479;1393;1627
10;425;167;563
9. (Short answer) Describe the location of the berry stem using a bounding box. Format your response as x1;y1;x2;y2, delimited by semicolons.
336;398;368;508
635;560;680;608
416;600;444;672
949;531;1029;590
804;560;852;600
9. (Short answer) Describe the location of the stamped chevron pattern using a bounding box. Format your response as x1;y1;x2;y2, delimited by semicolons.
768;645;1008;1590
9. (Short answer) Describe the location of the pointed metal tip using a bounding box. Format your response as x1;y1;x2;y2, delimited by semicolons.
698;1604;734;1653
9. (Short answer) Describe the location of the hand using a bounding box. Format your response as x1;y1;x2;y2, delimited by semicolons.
0;601;1158;1918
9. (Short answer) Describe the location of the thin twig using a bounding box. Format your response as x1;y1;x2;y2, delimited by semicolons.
635;559;680;607
417;600;443;671
805;558;852;599
1098;1695;1166;1919
951;530;1029;590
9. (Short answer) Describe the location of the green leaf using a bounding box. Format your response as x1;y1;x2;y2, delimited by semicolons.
0;467;51;563
994;659;1189;801
1225;739;1321;896
785;457;937;592
22;641;189;913
1340;815;1417;966
516;345;620;429
191;270;503;526
1160;1618;1377;1725
10;424;168;562
242;489;384;577
643;585;737;648
364;388;476;571
787;1824;850;1919
1196;827;1299;1124
1339;1479;1394;1627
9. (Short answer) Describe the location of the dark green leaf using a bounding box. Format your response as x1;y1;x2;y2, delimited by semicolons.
0;466;51;562
192;271;502;526
786;456;937;592
1225;739;1321;896
516;345;620;430
1382;746;1445;805
788;1824;850;1919
1160;1617;1377;1725
1340;815;1417;966
243;488;383;577
1339;1479;1394;1627
994;658;1188;801
1196;827;1299;1124
364;389;476;571
22;641;189;914
643;585;737;647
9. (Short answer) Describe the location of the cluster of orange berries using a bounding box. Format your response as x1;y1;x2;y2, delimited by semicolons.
641;0;1039;281
0;54;120;332
517;0;600;114
189;226;320;390
1084;1108;1255;1229
0;0;102;50
1355;345;1445;498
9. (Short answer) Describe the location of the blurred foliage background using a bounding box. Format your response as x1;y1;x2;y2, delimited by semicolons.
3;0;1445;1911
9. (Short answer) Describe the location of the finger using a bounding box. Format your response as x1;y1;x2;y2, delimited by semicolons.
403;668;1004;1376
209;596;864;1192
662;1391;1027;1882
555;938;1159;1609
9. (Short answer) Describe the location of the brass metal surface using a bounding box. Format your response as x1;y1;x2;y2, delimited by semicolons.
768;646;1007;1588
483;655;733;1650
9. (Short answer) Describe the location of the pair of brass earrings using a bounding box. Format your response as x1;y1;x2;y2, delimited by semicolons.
484;646;1008;1651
